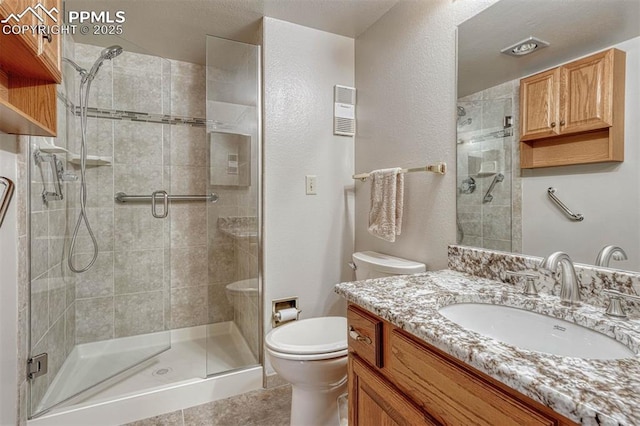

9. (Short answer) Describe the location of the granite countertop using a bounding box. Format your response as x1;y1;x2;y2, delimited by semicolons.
335;269;640;426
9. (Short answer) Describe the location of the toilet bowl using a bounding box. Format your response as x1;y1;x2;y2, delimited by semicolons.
265;317;348;426
267;251;426;425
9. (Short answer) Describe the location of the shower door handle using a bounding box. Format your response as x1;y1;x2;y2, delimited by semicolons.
151;190;169;218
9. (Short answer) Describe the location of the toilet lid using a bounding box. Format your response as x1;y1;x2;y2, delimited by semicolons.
265;317;347;355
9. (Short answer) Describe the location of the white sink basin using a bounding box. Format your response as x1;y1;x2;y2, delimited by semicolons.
438;303;635;360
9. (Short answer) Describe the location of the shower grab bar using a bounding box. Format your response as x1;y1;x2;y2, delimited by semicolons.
151;190;169;219
482;173;504;203
547;187;584;221
115;192;219;203
0;176;15;228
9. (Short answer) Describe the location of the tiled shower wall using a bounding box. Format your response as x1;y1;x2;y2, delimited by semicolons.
65;43;256;342
26;44;257;350
457;79;522;253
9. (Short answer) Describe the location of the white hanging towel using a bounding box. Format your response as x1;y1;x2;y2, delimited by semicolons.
368;167;404;242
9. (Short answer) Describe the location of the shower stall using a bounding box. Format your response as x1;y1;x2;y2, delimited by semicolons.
456;93;516;252
27;35;262;423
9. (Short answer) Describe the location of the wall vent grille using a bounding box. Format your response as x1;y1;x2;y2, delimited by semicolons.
334;85;356;137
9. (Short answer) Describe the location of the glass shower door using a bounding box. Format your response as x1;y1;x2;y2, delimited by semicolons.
204;36;261;376
28;40;173;418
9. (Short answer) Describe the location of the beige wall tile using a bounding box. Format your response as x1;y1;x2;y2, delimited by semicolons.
171;245;208;288
76;296;114;344
115;292;164;338
170;286;208;329
207;284;233;323
115;205;164;251
75;251;114;298
170;126;207;167
170;205;207;248
30;273;49;346
114;121;163;166
115;249;164;294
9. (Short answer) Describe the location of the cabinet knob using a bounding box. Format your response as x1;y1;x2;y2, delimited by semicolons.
42;33;52;43
560;120;566;126
550;122;556;128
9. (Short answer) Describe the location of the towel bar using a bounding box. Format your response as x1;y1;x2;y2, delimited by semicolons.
352;162;446;182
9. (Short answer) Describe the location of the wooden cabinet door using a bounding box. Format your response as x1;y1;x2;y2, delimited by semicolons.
520;68;560;141
0;0;40;55
560;49;613;134
37;0;61;78
349;355;438;426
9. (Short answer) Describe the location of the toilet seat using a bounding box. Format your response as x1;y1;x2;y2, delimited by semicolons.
265;316;347;361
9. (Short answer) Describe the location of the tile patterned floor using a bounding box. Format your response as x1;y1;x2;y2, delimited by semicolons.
123;385;291;426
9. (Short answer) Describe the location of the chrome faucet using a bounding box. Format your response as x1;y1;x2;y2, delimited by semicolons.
540;252;581;306
595;245;628;267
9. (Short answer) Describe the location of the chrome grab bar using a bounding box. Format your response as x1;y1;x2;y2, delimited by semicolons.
547;187;583;221
482;173;504;203
151;190;169;219
0;177;15;228
115;192;219;203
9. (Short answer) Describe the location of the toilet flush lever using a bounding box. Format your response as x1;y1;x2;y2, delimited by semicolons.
349;326;371;344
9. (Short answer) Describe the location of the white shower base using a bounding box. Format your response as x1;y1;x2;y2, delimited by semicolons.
29;322;261;426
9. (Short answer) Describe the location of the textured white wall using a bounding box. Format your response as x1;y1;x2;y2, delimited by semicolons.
262;17;355;365
0;134;18;426
522;36;640;270
354;0;498;270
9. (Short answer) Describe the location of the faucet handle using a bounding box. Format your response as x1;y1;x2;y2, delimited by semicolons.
603;289;640;319
506;271;539;297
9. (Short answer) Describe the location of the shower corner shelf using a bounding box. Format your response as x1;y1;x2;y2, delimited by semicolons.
69;154;113;166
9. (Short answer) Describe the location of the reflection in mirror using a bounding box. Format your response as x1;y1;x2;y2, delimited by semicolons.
457;0;640;272
210;132;251;186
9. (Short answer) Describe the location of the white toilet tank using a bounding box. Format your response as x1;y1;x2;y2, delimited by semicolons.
352;251;426;280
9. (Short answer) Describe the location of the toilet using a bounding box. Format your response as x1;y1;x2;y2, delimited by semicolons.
265;251;426;426
352;250;426;279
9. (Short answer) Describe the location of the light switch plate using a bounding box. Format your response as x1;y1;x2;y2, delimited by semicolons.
305;175;317;195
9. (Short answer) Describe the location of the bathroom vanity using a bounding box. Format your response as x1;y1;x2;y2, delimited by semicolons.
336;267;640;425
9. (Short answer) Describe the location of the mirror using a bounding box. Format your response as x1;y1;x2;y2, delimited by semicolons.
456;0;640;272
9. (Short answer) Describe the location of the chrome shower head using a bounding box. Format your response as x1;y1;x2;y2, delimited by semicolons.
457;106;466;117
101;45;123;60
84;45;123;83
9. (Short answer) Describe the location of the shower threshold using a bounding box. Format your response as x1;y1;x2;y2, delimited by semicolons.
29;322;261;426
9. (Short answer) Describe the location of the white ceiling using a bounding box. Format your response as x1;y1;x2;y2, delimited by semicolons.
458;0;640;97
65;0;399;64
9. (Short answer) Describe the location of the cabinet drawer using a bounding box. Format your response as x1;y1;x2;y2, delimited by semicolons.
389;330;558;426
347;305;382;368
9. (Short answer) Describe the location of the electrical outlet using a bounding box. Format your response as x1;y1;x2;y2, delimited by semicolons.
305;175;317;195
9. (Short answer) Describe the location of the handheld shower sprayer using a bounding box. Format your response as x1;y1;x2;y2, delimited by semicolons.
65;45;123;273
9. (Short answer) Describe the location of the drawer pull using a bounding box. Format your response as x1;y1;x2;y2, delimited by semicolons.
349;327;372;344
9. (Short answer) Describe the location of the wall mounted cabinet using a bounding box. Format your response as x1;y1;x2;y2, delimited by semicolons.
520;48;625;168
347;304;577;426
0;0;61;136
